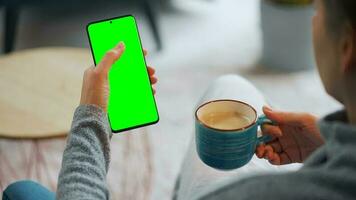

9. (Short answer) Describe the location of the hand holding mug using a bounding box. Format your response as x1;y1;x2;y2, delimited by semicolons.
195;100;274;170
256;106;324;165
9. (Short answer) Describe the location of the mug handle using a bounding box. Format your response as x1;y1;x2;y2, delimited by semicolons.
256;115;275;144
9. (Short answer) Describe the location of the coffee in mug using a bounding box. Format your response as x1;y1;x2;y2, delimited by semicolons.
199;111;252;130
195;99;273;170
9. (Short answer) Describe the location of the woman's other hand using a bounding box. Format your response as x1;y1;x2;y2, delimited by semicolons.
256;106;324;165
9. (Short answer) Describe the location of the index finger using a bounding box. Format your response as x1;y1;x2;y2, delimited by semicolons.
261;124;282;137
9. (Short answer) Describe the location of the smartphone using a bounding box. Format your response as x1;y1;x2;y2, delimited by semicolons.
86;15;159;133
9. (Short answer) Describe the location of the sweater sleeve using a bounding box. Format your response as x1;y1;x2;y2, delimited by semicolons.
56;105;112;200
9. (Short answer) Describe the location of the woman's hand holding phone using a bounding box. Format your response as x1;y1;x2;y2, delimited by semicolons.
80;42;157;112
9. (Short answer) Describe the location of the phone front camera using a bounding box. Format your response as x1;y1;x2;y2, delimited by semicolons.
110;21;112;24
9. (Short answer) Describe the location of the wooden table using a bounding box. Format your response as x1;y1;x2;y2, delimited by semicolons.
0;47;92;138
0;48;155;199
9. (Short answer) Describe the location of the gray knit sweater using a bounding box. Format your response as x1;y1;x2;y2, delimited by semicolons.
57;105;356;200
57;105;111;200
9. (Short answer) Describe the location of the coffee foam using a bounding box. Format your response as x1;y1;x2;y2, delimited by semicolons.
200;111;252;130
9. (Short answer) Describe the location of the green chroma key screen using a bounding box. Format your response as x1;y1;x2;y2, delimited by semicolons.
87;15;159;133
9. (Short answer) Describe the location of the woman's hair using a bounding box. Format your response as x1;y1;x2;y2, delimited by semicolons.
324;0;356;37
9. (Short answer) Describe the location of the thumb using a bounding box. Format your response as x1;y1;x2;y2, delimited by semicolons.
96;42;125;74
263;106;302;125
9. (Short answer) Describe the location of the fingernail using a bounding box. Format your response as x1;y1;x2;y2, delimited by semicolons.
264;106;272;112
117;42;125;50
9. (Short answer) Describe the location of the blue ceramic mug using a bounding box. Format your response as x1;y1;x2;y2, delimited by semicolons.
195;99;272;170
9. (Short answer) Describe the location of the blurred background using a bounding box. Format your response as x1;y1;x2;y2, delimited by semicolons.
0;0;343;199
